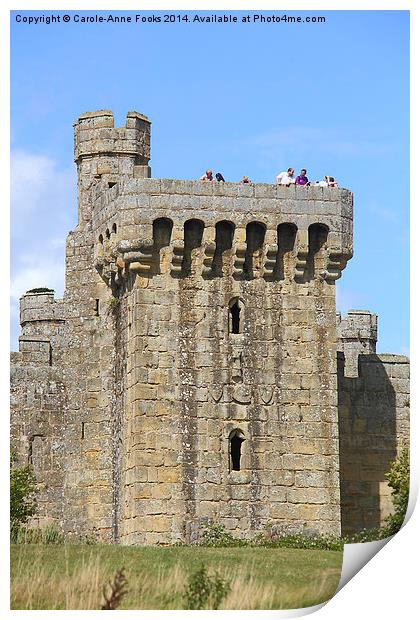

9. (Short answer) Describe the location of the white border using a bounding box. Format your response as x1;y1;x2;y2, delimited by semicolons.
2;2;417;619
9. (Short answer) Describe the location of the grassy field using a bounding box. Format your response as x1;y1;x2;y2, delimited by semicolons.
11;544;343;610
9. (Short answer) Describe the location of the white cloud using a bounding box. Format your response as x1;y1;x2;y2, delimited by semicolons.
10;263;65;302
11;150;59;213
10;149;76;349
11;149;76;235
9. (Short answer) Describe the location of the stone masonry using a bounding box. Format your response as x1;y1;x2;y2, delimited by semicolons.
337;311;409;534
10;110;409;543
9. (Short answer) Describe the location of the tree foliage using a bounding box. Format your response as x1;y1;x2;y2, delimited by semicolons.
383;447;410;536
10;451;37;534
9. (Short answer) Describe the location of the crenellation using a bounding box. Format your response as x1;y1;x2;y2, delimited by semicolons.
10;109;409;543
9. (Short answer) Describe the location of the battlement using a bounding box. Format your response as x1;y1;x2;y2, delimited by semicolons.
74;110;152;224
337;310;378;377
337;309;378;346
19;289;65;341
10;107;410;545
20;290;57;323
74;110;151;164
91;178;353;285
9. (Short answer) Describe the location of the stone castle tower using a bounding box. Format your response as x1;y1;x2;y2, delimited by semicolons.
10;110;409;544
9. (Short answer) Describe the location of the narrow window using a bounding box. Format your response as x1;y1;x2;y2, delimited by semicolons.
230;301;240;334
97;235;104;260
112;223;117;234
229;297;244;334
81;422;85;440
95;299;100;316
229;429;245;471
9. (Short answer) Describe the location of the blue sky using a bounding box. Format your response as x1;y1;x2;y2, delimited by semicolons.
10;9;409;354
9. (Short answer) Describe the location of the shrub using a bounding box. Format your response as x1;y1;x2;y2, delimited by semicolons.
183;565;230;610
26;288;54;294
382;447;410;536
198;522;393;551
10;452;37;537
345;528;384;544
200;522;248;547
108;296;120;309
253;531;346;551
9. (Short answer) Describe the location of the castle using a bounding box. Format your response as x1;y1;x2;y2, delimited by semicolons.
10;110;409;544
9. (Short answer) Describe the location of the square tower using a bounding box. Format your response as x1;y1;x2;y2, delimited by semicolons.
11;110;354;544
93;179;352;543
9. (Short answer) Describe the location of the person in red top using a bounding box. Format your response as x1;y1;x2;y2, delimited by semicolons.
295;169;309;186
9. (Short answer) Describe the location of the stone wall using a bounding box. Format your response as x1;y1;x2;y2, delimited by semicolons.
11;342;67;526
89;173;354;543
337;311;410;534
117;258;342;543
9;109;409;544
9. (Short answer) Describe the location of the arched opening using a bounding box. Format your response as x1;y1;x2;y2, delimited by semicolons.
182;219;204;275
153;218;173;274
112;223;117;234
105;228;110;239
274;223;297;280
212;220;235;276
229;297;244;334
305;223;329;281
229;429;245;471
244;221;266;278
153;217;173;249
99;234;104;244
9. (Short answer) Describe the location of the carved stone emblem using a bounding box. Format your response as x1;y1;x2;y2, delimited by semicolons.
232;385;252;404
260;386;274;405
209;385;224;403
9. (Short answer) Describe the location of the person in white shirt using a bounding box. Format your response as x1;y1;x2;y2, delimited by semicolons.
276;167;295;185
314;176;338;188
200;169;214;181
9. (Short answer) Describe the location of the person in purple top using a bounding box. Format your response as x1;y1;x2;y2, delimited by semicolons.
295;169;309;186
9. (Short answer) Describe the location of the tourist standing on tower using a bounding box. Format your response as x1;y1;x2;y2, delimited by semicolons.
295;169;310;186
276;168;295;185
200;169;214;181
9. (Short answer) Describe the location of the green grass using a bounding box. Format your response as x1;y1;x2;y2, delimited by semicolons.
11;544;343;610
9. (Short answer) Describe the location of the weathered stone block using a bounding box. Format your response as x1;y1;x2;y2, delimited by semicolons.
10;108;409;547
